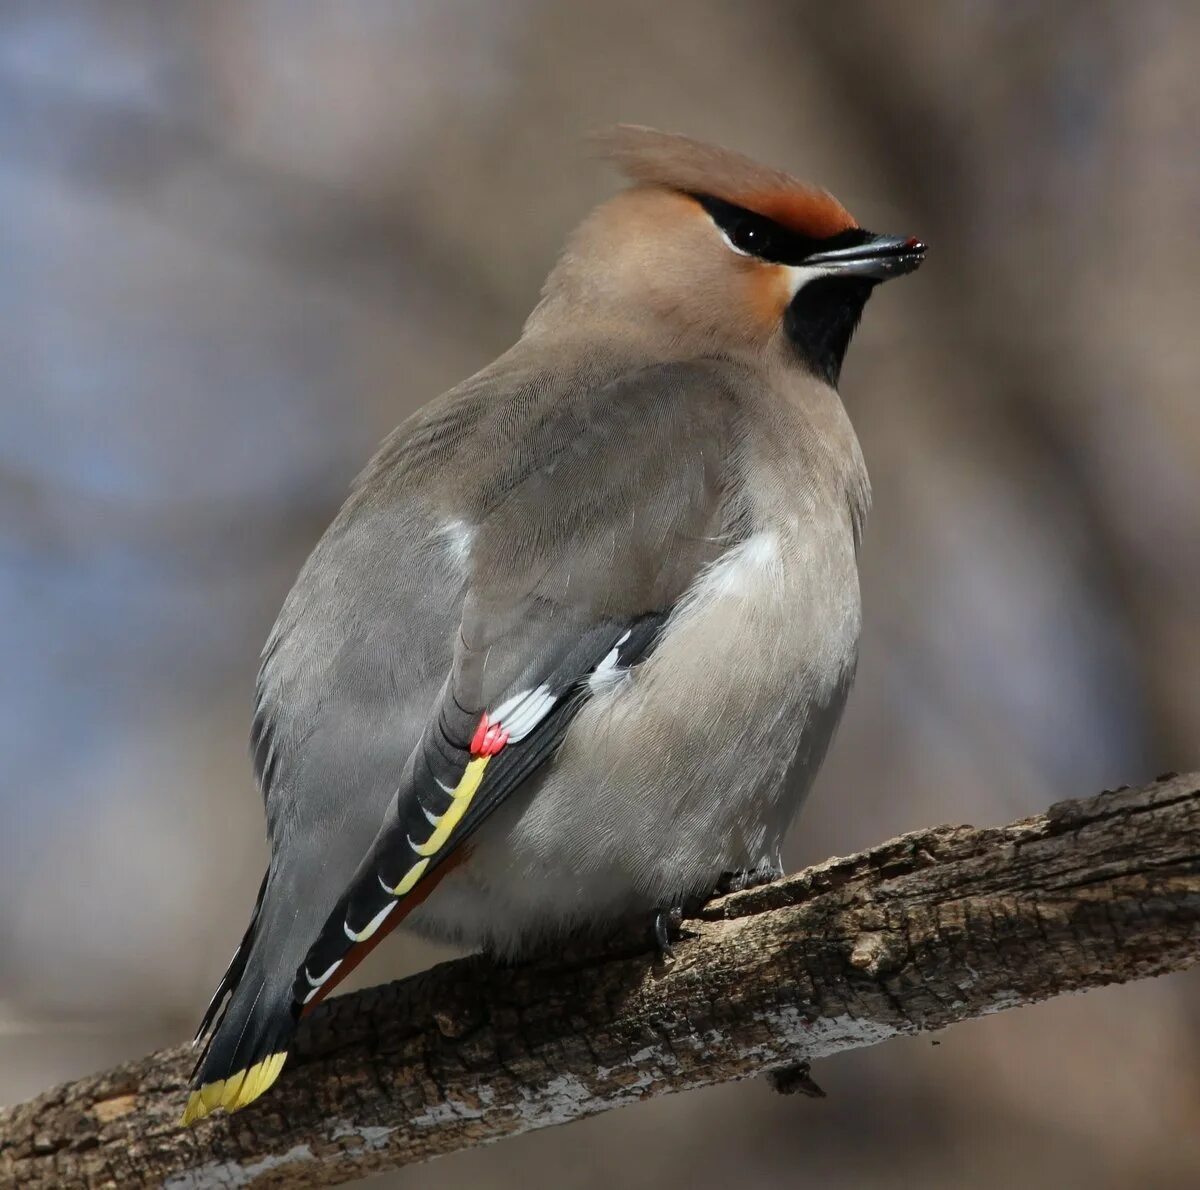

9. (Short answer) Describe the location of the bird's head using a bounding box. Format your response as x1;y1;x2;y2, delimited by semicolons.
532;125;925;385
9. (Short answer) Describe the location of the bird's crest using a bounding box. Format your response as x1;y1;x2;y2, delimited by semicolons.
594;124;857;240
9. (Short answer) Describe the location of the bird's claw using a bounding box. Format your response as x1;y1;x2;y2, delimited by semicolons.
652;905;684;959
715;861;783;896
767;1060;826;1098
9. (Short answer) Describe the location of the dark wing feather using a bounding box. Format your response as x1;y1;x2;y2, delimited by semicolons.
292;610;668;1011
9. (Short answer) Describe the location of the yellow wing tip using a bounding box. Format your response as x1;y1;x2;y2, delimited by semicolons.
180;1090;206;1127
179;1052;289;1126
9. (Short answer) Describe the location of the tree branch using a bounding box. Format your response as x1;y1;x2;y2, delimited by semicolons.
3;773;1198;1189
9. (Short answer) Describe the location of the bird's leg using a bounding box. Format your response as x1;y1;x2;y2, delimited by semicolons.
715;856;784;896
651;904;684;958
651;864;783;960
767;1060;827;1098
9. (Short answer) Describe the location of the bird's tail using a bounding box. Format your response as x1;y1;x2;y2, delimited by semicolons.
182;872;296;1125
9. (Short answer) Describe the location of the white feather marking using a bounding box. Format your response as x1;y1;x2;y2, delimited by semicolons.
305;959;342;988
343;900;397;944
716;226;752;258
784;265;832;297
407;832;429;855
502;696;538;739
303;985;321;1005
714;231;838;298
492;687;535;724
435;777;455;794
420;801;440;826
494;681;554;738
353;901;396;942
439;519;475;566
589;645;623;694
701;531;784;599
505;688;556;741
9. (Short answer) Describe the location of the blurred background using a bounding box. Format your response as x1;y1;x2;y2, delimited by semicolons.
2;1;1198;1186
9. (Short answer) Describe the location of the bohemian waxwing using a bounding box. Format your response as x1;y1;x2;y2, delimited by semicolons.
184;125;925;1123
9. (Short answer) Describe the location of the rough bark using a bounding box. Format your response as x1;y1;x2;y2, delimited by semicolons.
2;772;1197;1189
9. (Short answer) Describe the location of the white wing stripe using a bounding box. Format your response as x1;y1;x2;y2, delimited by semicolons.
504;688;556;740
492;688;535;724
305;959;342;988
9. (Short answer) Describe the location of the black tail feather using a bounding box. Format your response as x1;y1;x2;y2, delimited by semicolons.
183;871;296;1124
192;869;269;1051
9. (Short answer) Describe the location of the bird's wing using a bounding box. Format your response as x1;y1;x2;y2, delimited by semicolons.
292;359;749;1011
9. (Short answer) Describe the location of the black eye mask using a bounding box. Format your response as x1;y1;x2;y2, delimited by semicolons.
692;194;870;265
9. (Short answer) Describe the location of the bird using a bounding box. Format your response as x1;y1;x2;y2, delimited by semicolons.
182;125;925;1124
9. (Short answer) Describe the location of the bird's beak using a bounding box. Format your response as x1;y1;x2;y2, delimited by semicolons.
803;233;926;280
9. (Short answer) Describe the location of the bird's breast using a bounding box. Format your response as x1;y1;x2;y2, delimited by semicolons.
469;511;859;907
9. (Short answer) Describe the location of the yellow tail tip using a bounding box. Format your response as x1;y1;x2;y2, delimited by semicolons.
180;1052;289;1126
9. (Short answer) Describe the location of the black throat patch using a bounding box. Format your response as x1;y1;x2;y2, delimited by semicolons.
783;276;875;387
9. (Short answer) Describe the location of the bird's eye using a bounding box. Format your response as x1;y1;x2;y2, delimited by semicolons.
694;194;793;262
728;215;775;258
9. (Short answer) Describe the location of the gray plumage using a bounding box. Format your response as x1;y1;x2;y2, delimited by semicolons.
280;346;864;951
186;125;923;1122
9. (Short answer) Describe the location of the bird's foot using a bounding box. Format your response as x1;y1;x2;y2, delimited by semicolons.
651;904;684;959
767;1060;826;1098
715;859;783;896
